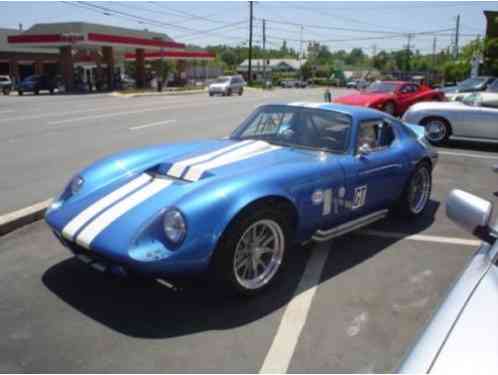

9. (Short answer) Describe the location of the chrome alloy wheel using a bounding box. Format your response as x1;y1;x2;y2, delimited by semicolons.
233;219;285;290
409;167;431;214
425;120;447;143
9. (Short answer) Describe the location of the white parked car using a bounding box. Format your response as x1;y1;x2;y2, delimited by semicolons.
0;75;12;95
399;186;498;373
208;75;245;96
402;93;498;145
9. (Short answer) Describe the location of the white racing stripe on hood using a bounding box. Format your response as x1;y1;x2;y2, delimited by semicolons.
62;173;152;240
167;140;254;178
184;142;281;182
75;178;173;249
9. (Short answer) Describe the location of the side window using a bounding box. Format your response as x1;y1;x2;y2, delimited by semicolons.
357;120;397;151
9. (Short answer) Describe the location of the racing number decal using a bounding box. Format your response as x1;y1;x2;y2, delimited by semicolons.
352;185;368;209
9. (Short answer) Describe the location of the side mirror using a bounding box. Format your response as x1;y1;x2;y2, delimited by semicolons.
446;189;493;241
357;143;372;157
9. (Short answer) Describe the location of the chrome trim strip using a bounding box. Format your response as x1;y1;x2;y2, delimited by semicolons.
312;209;388;242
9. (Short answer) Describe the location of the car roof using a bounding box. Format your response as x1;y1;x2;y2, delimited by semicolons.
264;102;388;121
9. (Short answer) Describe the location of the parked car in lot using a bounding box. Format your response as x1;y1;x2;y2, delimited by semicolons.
208;75;245;96
280;79;308;88
0;75;12;95
442;76;496;101
45;102;437;295
334;80;444;116
346;78;368;90
399;187;498;373
17;75;57;95
402;92;498;145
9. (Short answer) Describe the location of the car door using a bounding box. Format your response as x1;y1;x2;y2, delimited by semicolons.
457;95;498;140
396;83;420;113
345;118;408;220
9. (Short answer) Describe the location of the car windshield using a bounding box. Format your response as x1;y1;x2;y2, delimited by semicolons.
486;80;498;93
365;82;398;93
0;76;8;82
457;77;487;90
231;105;352;153
214;77;230;83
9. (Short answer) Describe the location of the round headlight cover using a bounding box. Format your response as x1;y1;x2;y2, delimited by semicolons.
163;209;186;244
70;175;84;195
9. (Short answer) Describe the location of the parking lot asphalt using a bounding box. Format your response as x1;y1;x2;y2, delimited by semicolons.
1;87;498;372
0;87;338;215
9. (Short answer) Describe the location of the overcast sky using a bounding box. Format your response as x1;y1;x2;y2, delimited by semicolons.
1;1;497;54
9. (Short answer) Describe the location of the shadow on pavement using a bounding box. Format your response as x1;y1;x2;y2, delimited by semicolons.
440;139;498;154
42;200;438;339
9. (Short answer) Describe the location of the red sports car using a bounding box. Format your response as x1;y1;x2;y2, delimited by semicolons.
334;80;444;116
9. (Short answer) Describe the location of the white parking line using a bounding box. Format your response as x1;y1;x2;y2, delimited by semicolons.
357;229;481;246
260;242;329;373
438;150;498;160
129;119;176;131
0;110;14;114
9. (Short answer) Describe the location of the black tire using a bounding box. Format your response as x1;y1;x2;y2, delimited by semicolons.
382;101;396;115
34;89;39;95
239;87;243;96
18;90;23;96
227;88;232;96
421;117;451;146
209;92;214;97
211;202;292;296
49;88;54;95
396;162;432;217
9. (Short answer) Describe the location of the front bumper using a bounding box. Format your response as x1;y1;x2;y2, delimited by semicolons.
51;229;211;279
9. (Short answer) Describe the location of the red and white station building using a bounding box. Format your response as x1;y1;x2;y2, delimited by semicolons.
7;22;215;90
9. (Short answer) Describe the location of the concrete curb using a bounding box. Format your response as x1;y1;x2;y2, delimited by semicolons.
0;199;53;236
110;89;206;98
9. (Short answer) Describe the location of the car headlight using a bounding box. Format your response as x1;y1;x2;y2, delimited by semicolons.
69;175;84;195
163;209;186;244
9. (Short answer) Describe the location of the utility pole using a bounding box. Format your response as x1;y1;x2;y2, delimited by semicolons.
454;14;460;58
248;1;253;85
262;18;266;84
432;36;437;84
299;25;304;80
405;33;413;78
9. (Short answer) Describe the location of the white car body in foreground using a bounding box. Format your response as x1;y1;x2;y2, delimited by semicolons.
399;189;498;373
402;96;498;144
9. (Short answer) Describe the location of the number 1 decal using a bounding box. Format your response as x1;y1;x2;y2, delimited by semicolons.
352;185;368;209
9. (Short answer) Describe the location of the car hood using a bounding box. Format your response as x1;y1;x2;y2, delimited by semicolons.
334;92;391;106
407;101;467;112
46;139;325;257
209;83;228;89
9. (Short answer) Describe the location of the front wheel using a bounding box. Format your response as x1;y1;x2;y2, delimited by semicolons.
421;117;450;146
18;90;23;96
397;163;432;217
211;206;290;296
3;87;10;95
227;88;232;96
239;87;243;96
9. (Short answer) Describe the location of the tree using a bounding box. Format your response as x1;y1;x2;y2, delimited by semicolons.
220;50;239;69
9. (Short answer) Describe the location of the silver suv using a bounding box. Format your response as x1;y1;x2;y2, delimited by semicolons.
208;75;245;96
0;75;12;95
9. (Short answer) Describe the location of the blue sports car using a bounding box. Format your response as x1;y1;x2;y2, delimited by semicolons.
45;102;438;295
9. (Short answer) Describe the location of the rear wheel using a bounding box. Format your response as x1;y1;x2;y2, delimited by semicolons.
397;162;432;217
227;88;232;96
211;204;291;296
34;89;39;95
18;90;23;96
239;87;243;96
2;87;10;95
382;101;396;115
421;117;450;146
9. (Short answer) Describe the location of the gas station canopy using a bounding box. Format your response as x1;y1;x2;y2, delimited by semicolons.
7;22;185;52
